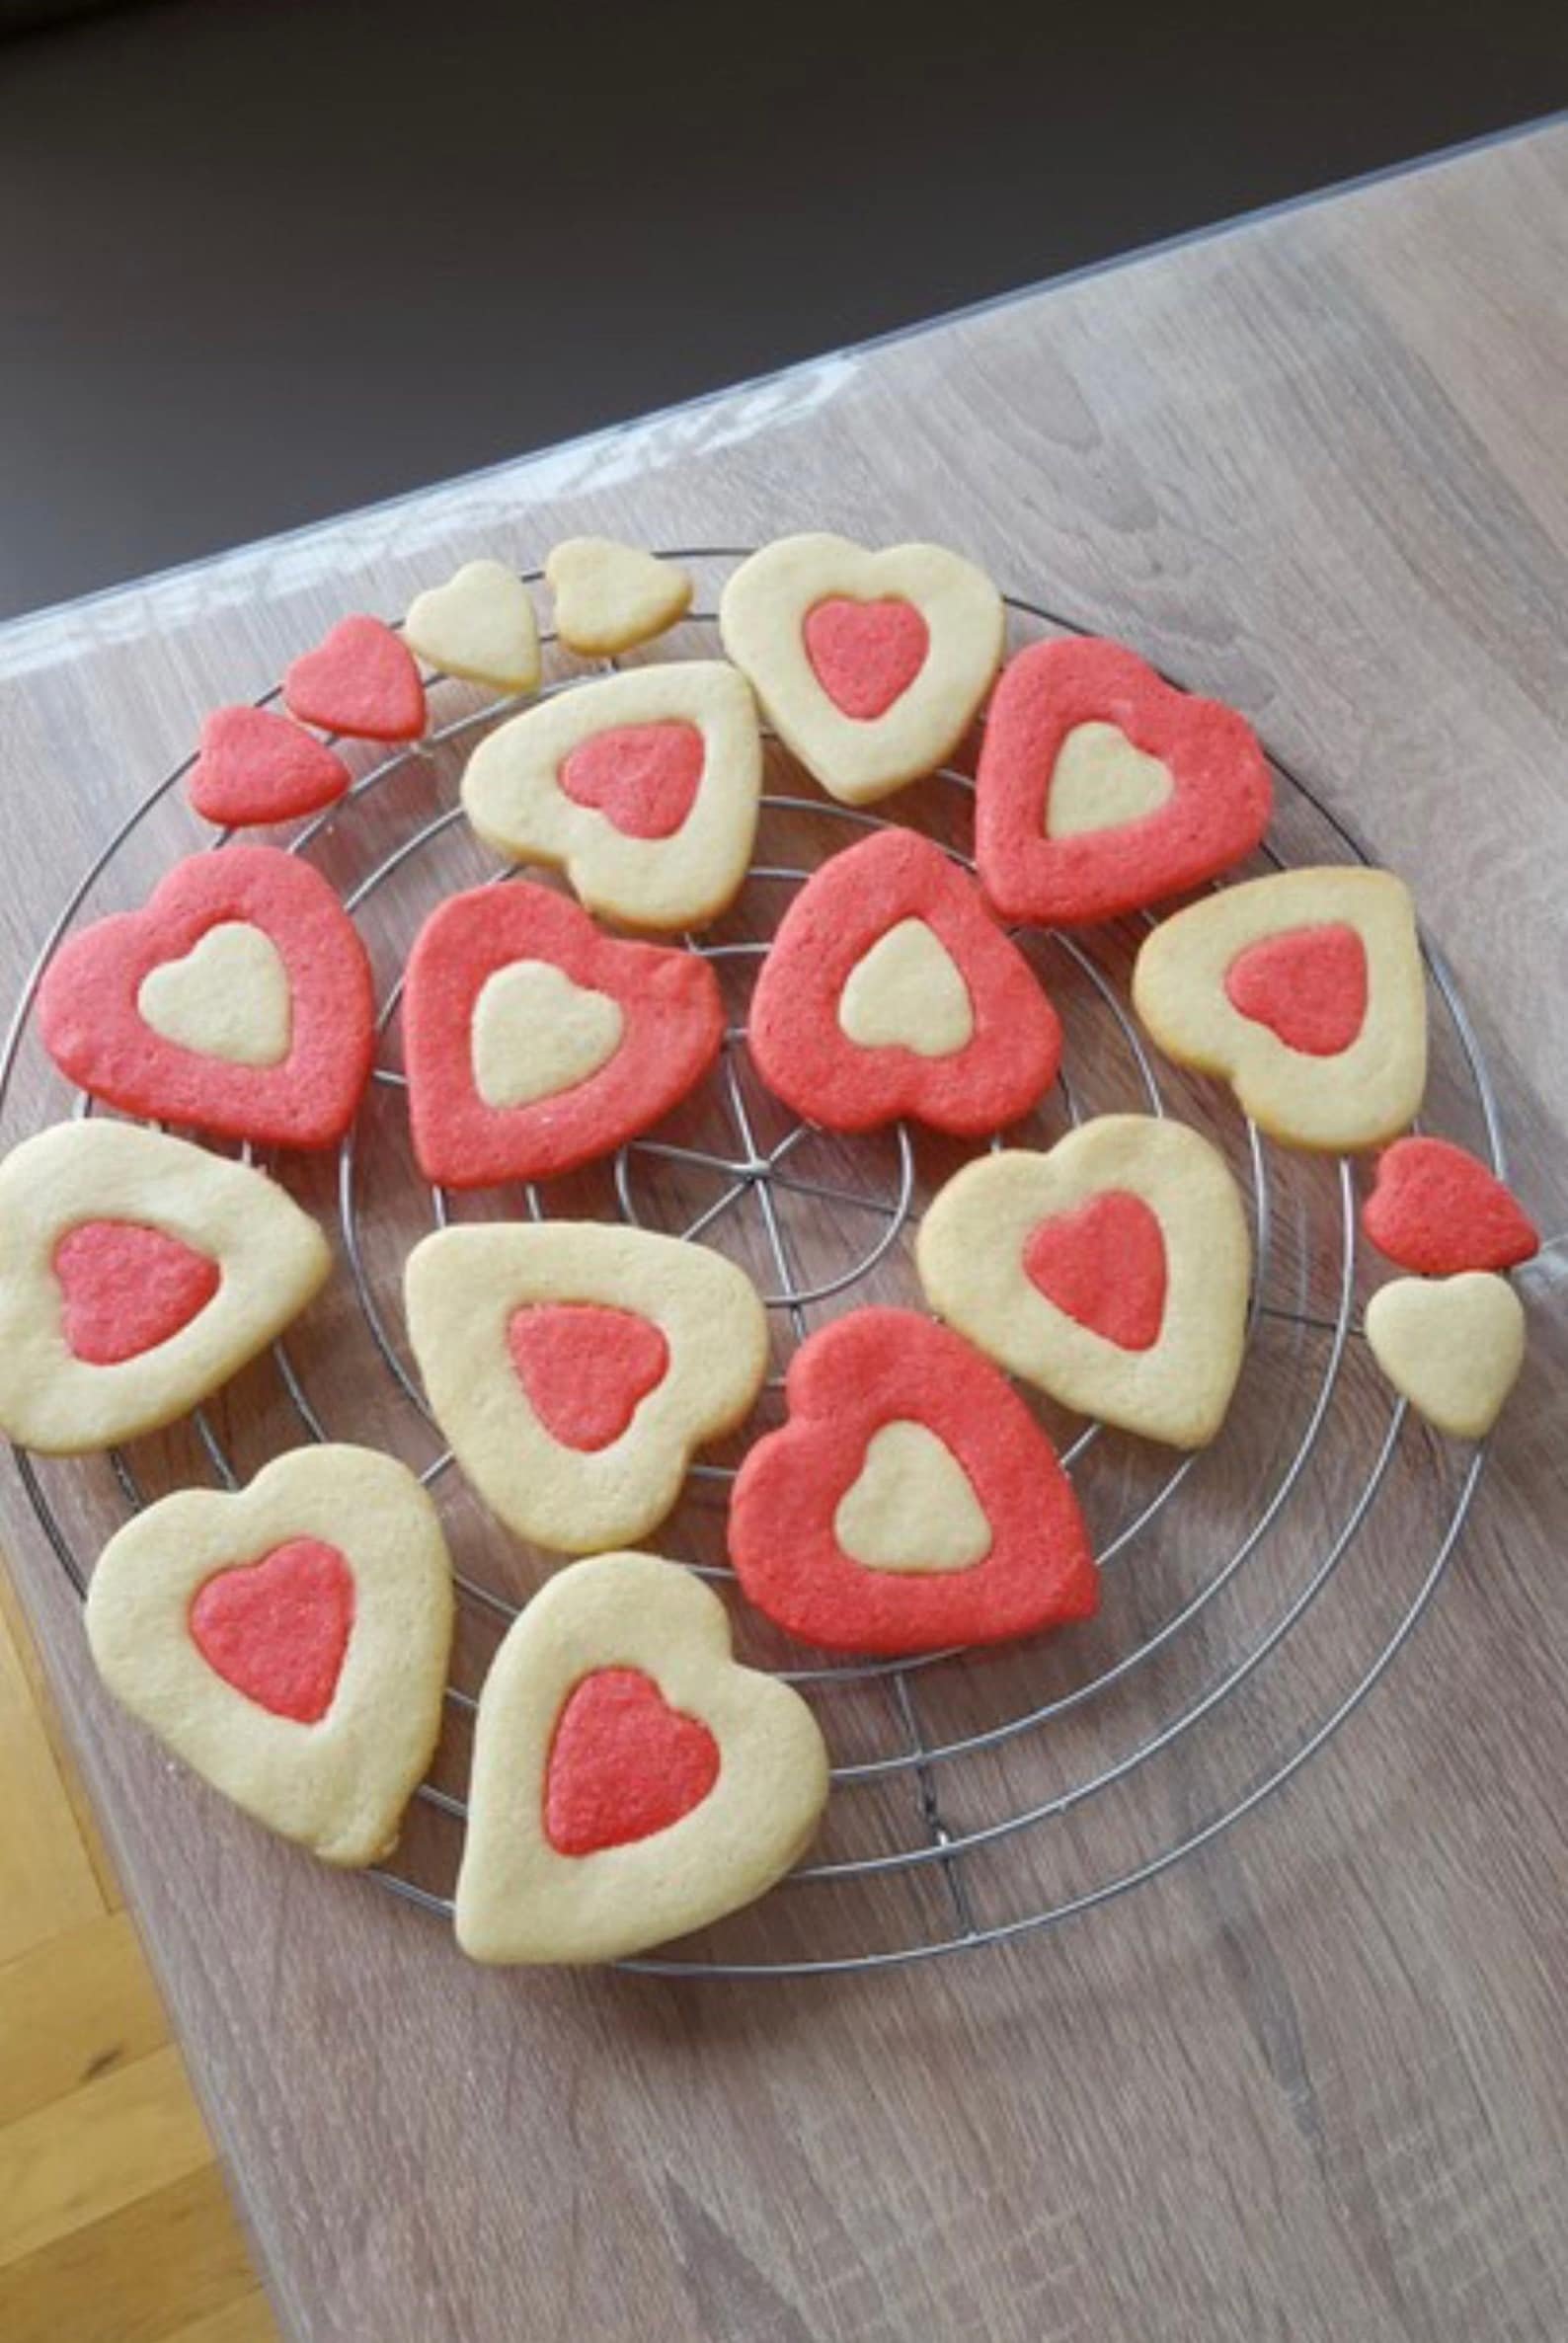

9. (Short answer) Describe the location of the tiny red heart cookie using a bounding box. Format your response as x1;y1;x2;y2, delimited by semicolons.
747;828;1061;1134
282;616;427;742
402;881;724;1188
39;845;374;1149
728;1308;1097;1657
976;638;1272;924
1363;1136;1537;1275
188;707;352;827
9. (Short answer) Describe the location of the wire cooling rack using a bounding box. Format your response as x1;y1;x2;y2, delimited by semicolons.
0;549;1505;1977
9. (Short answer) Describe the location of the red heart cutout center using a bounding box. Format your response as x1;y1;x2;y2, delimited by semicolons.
1223;922;1367;1056
558;721;705;838
54;1219;220;1366
508;1303;669;1450
1025;1191;1168;1351
282;617;427;742
1363;1136;1538;1275
545;1667;720;1854
804;597;930;720
189;1537;355;1724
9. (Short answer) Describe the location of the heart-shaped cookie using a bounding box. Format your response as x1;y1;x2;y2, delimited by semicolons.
1365;1273;1526;1439
405;1222;768;1552
403;882;724;1188
545;538;693;657
461;661;761;931
0;1121;330;1453
454;1550;827;1963
719;533;1005;804
404;559;541;694
1132;867;1427;1151
916;1114;1251;1447
282;616;427;742
1363;1136;1538;1275
747;828;1061;1134
188;706;352;827
728;1309;1097;1656
39;845;375;1148
85;1445;452;1866
976;638;1273;923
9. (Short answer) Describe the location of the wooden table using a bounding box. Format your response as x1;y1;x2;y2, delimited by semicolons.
3;120;1567;2343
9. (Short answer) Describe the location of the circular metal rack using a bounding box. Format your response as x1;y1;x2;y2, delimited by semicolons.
0;549;1506;1977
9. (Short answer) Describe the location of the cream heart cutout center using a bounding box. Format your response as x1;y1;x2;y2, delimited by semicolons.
137;922;291;1066
837;918;975;1056
471;960;624;1110
1046;721;1174;838
834;1421;991;1574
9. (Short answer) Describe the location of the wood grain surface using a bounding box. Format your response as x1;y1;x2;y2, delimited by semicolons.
2;120;1567;2343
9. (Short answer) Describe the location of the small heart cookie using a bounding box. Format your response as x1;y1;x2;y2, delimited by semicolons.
1363;1137;1538;1275
39;846;375;1149
454;1551;827;1963
916;1114;1251;1447
188;707;351;827
1132;867;1427;1151
405;1222;768;1553
747;828;1060;1133
719;532;1004;804
402;881;724;1187
461;661;761;931
975;637;1273;923
86;1445;452;1865
545;538;693;657
728;1309;1097;1656
283;616;427;742
0;1121;330;1453
1365;1273;1526;1440
404;559;541;694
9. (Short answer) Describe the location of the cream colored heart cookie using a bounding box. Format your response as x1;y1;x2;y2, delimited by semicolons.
0;1121;331;1454
405;1221;768;1553
460;661;761;931
86;1445;453;1866
454;1550;827;1964
404;559;541;694
136;921;291;1066
1132;867;1427;1151
719;532;1005;805
1365;1272;1525;1439
916;1114;1251;1447
544;538;693;657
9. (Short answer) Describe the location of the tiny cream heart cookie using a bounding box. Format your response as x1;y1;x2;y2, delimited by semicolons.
405;1222;768;1552
545;538;693;657
719;532;1005;804
916;1115;1251;1447
1133;867;1427;1151
454;1550;827;1963
1365;1273;1526;1440
0;1121;331;1454
86;1445;453;1866
460;661;761;930
404;559;541;694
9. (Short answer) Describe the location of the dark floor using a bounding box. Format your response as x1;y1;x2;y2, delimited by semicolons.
2;0;1564;621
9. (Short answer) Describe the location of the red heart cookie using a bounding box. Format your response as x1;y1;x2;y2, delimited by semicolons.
747;828;1061;1135
1363;1136;1538;1275
190;1536;355;1725
188;706;352;827
39;846;374;1149
728;1308;1097;1657
54;1220;221;1367
976;638;1273;924
544;1667;720;1855
402;881;725;1188
282;617;427;742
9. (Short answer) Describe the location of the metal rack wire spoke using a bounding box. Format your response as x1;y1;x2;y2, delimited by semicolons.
0;549;1502;1977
